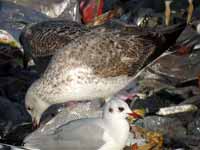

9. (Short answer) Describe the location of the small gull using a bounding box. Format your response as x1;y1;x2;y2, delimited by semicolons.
24;99;134;150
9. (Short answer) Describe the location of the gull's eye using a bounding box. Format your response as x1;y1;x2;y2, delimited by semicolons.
51;113;56;117
109;107;113;113
27;106;33;111
118;107;124;112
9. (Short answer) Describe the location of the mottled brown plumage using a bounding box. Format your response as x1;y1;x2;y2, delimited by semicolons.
20;20;89;72
25;22;185;124
46;27;158;78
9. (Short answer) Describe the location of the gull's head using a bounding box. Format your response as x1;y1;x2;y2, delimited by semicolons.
103;98;132;120
25;81;49;127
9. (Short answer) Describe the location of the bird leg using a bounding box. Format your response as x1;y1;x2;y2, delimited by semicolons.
63;99;104;109
187;0;194;24
63;101;80;108
165;0;172;26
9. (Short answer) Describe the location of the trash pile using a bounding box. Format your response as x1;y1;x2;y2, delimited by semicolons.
0;0;200;150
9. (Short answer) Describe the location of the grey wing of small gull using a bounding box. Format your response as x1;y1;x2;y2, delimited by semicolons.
29;100;103;135
24;119;105;150
0;143;28;150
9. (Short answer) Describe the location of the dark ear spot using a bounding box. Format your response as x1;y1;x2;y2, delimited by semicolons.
118;107;124;112
109;107;113;113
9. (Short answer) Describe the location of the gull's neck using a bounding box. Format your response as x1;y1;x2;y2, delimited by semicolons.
103;116;129;147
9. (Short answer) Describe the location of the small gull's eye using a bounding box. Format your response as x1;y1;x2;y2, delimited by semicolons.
51;113;56;117
118;107;124;112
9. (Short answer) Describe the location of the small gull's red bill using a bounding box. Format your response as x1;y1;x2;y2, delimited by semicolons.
128;112;142;119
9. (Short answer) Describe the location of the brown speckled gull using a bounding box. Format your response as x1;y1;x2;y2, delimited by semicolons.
25;22;185;125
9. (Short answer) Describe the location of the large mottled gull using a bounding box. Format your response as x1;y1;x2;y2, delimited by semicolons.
25;22;185;125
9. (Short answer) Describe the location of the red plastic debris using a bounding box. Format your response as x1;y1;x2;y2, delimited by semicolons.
80;0;104;24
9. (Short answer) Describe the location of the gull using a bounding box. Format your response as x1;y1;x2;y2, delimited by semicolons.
24;99;135;150
25;22;185;126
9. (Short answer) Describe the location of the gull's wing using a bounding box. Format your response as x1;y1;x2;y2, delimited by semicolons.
0;143;28;150
24;118;106;150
